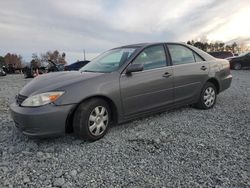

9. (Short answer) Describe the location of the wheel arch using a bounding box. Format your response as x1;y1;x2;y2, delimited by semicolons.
206;78;220;93
65;95;118;133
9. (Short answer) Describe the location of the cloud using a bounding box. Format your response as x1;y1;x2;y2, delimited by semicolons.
0;0;249;63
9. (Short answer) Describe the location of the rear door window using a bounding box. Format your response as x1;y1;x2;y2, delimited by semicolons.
168;44;204;65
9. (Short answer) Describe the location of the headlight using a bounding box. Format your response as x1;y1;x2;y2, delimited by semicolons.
21;91;64;107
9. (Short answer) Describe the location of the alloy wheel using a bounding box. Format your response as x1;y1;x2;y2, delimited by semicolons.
203;87;216;108
88;106;109;136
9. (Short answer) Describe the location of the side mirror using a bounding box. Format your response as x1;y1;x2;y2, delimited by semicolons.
126;64;143;74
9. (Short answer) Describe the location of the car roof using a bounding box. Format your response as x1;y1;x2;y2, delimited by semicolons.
114;42;167;49
113;42;215;61
115;42;190;49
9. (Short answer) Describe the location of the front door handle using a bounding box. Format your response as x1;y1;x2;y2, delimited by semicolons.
200;66;207;71
162;72;172;78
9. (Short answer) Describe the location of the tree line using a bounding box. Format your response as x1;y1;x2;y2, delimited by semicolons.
31;50;67;68
0;53;23;70
187;40;241;54
0;50;67;72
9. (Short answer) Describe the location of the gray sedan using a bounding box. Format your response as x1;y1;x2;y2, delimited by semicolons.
10;42;232;141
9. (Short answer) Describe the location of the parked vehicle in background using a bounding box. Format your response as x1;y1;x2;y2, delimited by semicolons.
23;66;34;78
2;66;15;74
0;68;6;76
10;42;232;141
23;60;65;78
64;60;90;71
208;51;234;59
227;51;250;70
47;60;65;72
23;66;46;78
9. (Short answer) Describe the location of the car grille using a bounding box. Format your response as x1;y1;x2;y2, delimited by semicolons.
16;94;27;105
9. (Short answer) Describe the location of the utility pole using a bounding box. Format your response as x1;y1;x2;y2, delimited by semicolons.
83;49;86;60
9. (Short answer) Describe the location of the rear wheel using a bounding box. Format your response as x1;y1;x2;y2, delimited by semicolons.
195;82;217;109
73;98;111;141
233;63;241;70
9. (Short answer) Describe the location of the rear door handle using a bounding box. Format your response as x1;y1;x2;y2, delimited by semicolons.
162;72;172;78
200;66;207;71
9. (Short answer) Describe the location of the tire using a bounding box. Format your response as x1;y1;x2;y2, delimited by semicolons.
195;82;217;109
73;98;111;141
233;63;241;70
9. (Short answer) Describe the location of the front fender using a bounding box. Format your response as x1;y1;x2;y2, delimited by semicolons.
54;72;123;121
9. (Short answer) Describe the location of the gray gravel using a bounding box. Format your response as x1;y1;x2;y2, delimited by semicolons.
0;71;249;188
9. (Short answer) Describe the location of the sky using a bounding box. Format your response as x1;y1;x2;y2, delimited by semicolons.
0;0;250;63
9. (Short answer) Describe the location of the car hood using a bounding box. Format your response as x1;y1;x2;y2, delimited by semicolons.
19;71;104;96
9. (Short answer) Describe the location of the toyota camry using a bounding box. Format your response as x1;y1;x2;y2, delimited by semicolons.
10;43;232;141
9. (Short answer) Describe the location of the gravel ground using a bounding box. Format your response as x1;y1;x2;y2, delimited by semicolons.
0;71;249;188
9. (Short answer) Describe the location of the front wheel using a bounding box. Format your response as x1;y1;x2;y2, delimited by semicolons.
195;82;217;109
73;98;111;141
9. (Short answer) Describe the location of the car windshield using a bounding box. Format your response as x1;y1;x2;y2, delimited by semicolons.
80;48;137;73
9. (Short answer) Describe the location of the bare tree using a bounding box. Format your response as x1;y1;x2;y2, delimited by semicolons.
231;42;238;53
33;50;67;66
4;53;23;69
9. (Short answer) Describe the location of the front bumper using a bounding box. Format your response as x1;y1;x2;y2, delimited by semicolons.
10;103;75;137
